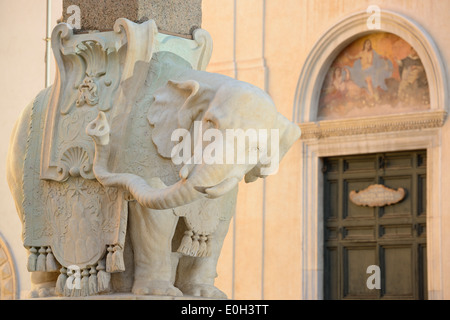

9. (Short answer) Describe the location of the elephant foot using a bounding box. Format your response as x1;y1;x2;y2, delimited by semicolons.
28;285;56;298
28;272;59;298
178;283;227;299
132;280;183;297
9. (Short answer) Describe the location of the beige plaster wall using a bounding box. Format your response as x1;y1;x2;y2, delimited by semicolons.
203;0;450;299
0;0;62;297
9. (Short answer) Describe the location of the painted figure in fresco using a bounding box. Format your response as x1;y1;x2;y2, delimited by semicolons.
397;47;428;102
318;33;430;120
321;66;362;106
346;39;393;101
331;67;347;94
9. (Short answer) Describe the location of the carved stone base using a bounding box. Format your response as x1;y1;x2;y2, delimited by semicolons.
31;293;225;300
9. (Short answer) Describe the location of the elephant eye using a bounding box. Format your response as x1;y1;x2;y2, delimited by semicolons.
204;118;218;128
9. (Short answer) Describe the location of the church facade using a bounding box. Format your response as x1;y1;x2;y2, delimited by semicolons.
203;0;450;300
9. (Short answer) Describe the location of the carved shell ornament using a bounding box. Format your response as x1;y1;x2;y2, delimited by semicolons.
56;146;94;181
349;184;406;207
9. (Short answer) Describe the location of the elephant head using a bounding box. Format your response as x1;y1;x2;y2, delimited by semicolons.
87;74;301;210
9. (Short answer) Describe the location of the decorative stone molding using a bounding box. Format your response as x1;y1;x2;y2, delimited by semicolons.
293;9;448;124
299;110;447;140
0;235;17;300
157;29;213;71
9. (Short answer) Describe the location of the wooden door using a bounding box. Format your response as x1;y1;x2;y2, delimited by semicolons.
323;151;427;299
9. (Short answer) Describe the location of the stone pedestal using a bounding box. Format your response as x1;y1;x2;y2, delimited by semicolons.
33;293;222;300
62;0;202;36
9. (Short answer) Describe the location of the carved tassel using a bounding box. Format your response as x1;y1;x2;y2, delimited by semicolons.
64;268;73;297
197;235;208;257
177;230;193;256
189;233;200;257
96;259;111;293
71;286;81;297
55;267;67;296
97;270;111;293
45;247;58;272
81;269;90;296
27;247;38;272
71;271;82;297
105;245;113;273
111;245;125;272
65;267;81;297
36;247;47;271
88;266;98;295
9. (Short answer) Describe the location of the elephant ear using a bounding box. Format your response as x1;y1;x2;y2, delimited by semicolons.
244;113;301;183
148;79;213;159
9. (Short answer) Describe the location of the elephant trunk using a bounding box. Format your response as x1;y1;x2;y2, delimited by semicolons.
86;112;234;210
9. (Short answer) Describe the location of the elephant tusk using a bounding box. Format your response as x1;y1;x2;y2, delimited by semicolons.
201;177;240;199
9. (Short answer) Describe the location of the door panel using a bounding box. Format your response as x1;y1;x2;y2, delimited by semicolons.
381;245;414;298
325;180;339;220
344;246;377;298
324;247;339;299
323;150;427;300
418;174;427;215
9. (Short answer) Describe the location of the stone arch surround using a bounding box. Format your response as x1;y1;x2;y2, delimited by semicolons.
0;233;17;300
293;9;447;124
292;9;448;299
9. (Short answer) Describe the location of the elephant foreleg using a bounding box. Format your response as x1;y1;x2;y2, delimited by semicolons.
28;271;59;298
174;218;230;299
128;201;182;297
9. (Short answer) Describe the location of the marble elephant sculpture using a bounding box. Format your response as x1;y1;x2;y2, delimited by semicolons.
85;68;301;298
7;57;301;298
